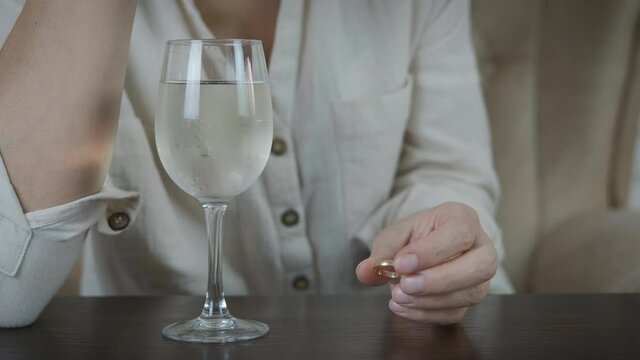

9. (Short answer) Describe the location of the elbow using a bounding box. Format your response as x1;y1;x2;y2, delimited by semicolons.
0;297;43;328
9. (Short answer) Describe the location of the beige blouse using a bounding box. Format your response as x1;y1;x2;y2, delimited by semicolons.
0;0;512;327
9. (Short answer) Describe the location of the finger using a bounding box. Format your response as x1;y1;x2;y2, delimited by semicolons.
394;217;477;276
399;238;498;295
356;219;413;286
391;282;490;310
356;259;390;286
370;217;413;260
389;300;468;325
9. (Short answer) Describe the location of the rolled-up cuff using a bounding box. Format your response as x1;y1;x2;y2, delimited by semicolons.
0;152;140;277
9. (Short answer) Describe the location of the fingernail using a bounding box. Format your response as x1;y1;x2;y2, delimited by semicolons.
401;275;425;295
395;254;419;274
392;287;412;304
389;300;407;314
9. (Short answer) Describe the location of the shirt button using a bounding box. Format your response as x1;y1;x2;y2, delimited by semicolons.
271;137;287;156
292;275;310;291
108;212;130;231
281;209;299;227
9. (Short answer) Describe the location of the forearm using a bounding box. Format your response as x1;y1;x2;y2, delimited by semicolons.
0;0;137;212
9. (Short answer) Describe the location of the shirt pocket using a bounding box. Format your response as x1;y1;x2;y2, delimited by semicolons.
333;76;414;237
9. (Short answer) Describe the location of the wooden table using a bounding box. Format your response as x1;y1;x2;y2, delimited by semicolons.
1;295;638;359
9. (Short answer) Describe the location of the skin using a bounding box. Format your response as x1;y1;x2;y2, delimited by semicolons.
0;0;277;213
356;202;498;325
0;1;497;324
194;0;280;64
0;0;137;212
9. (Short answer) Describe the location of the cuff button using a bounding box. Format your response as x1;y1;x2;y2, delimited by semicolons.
108;212;130;231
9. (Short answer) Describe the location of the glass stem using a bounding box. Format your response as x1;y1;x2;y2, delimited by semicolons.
200;202;230;319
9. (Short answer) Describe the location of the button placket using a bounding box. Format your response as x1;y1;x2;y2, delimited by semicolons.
281;209;299;227
263;127;315;293
292;275;310;291
265;0;309;291
271;137;288;156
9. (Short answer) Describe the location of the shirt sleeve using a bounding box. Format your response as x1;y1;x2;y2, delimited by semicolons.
0;152;141;327
0;1;141;327
355;0;513;293
0;0;22;46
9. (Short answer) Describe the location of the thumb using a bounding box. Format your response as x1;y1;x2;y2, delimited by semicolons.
356;219;413;286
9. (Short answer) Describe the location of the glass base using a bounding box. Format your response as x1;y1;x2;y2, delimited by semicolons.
162;315;269;343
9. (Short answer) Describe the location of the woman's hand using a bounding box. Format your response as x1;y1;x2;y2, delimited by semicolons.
356;202;498;325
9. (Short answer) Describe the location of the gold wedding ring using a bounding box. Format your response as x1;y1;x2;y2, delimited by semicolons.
374;259;399;279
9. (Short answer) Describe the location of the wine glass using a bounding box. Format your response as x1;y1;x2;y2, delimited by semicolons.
155;39;273;343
